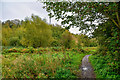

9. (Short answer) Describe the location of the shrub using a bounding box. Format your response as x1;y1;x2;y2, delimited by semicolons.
51;40;60;47
9;37;21;46
89;54;120;79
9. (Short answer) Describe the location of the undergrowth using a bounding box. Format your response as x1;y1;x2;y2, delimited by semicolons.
89;54;120;79
2;47;87;78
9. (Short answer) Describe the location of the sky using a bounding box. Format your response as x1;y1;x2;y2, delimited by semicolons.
1;1;58;24
0;0;83;34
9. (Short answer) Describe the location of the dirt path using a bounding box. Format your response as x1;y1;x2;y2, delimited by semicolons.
80;54;96;78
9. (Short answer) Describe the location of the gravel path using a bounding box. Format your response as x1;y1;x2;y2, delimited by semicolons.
80;54;96;78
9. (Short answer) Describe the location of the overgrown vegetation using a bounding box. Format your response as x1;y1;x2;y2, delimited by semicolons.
1;14;97;78
1;1;120;79
2;47;88;78
89;54;120;79
43;2;120;79
2;14;97;49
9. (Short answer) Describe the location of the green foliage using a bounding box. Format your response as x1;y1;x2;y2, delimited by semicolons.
2;22;24;47
0;21;1;48
50;25;65;47
2;27;12;46
70;40;76;48
21;15;53;47
43;2;120;31
92;19;120;78
77;34;89;47
2;19;21;28
2;47;51;54
1;2;119;79
55;67;76;78
2;47;86;78
89;54;120;79
2;14;53;48
89;38;98;47
2;14;97;48
0;34;1;47
51;39;60;47
51;25;65;39
75;34;98;47
61;30;77;49
93;19;120;55
9;37;21;46
43;2;120;66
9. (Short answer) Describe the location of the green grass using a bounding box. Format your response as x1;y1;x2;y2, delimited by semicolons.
2;47;87;78
89;54;120;79
82;47;98;51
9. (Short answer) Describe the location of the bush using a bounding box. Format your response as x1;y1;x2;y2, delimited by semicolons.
9;37;21;46
61;30;77;49
89;54;120;79
51;40;60;47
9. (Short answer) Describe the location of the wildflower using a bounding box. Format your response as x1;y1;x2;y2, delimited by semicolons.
38;73;41;76
35;67;37;70
108;63;110;65
14;50;17;52
23;49;26;51
9;49;12;51
34;63;37;65
46;75;48;77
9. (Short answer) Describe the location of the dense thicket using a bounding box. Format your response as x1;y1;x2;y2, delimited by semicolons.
2;15;53;48
50;24;65;47
2;15;97;48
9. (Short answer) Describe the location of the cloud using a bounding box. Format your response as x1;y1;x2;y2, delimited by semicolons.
1;1;82;34
1;2;62;24
1;0;36;2
2;2;45;21
0;2;2;20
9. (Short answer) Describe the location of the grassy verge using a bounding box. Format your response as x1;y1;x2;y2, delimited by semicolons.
2;48;87;78
82;47;98;52
89;54;120;79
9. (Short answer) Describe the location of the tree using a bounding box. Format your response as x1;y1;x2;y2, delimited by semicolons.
2;19;20;28
2;27;13;46
43;2;119;31
76;34;90;47
61;30;76;49
21;15;53;48
93;19;120;55
43;2;120;55
51;24;65;47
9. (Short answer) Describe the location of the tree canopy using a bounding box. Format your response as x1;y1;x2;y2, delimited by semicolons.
43;2;120;32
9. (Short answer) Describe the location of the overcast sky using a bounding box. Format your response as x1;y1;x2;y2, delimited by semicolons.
0;0;85;34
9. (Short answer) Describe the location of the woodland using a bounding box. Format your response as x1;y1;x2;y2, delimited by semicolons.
0;2;120;79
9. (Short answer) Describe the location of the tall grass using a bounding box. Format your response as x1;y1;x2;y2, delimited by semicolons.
2;48;86;78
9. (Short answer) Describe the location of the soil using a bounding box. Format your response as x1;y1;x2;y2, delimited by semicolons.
80;54;96;79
